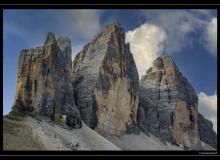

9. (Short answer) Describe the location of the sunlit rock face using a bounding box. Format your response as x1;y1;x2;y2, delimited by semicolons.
11;32;82;128
72;22;139;136
138;55;200;147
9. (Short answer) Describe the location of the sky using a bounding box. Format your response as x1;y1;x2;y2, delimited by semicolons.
3;9;217;132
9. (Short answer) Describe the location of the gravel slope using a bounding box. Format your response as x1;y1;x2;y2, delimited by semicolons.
107;132;183;150
3;115;214;151
3;115;120;150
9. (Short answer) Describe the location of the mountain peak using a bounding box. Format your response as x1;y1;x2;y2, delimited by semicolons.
72;23;139;136
101;21;124;36
57;36;72;65
44;32;57;46
11;32;81;129
139;55;200;147
106;21;122;28
152;55;178;72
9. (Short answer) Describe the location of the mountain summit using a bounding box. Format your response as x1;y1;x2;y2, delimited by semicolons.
11;32;81;128
138;55;216;149
138;55;200;148
72;22;139;136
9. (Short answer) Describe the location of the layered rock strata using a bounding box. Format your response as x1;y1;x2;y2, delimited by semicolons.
11;32;82;128
72;22;139;136
138;55;200;147
198;113;217;149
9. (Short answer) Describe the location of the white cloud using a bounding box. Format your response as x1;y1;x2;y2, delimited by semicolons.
126;10;216;78
198;91;217;132
205;17;217;55
126;23;166;78
140;9;216;55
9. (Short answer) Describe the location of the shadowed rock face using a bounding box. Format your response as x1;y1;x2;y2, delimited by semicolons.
57;36;72;71
11;32;82;128
198;113;217;149
72;22;139;136
138;55;200;147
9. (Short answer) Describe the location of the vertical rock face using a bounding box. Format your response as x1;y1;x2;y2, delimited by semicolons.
138;55;200;147
11;32;82;128
198;113;217;149
72;22;139;136
57;36;72;71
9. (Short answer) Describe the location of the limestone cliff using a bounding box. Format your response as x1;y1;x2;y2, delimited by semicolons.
198;113;217;149
11;32;82;128
72;22;139;136
138;55;200;147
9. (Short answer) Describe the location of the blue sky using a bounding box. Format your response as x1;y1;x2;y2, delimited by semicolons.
3;9;217;131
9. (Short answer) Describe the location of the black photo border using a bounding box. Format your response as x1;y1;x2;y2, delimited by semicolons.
0;2;219;157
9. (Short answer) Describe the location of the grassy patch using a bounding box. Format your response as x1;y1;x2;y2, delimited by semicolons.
3;116;45;150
